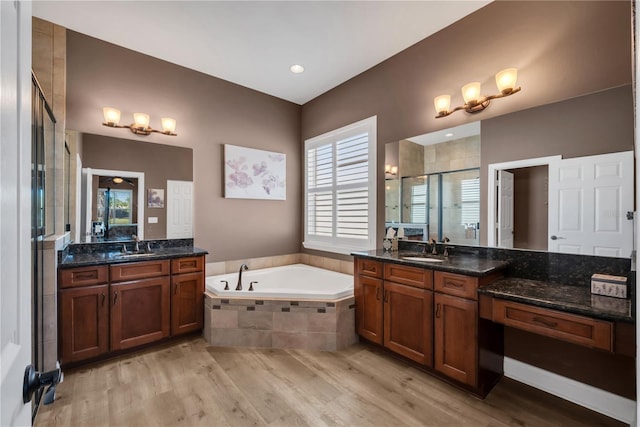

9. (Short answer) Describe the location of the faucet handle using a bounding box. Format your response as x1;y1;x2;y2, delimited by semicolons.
121;244;127;254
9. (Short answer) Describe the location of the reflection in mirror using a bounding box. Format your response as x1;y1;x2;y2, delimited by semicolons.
385;179;400;223
385;122;481;245
93;174;140;241
69;131;194;243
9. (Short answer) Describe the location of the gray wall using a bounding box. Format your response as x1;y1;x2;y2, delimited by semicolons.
66;31;302;261
300;1;632;253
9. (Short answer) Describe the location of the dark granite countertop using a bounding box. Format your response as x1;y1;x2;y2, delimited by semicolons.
351;250;509;277
59;246;208;269
478;278;633;323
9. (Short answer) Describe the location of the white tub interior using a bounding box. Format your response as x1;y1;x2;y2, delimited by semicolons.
206;263;353;300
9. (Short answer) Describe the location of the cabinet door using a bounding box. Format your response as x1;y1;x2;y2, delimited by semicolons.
434;293;477;386
59;285;109;363
383;282;433;366
355;275;383;344
171;272;204;335
111;277;170;351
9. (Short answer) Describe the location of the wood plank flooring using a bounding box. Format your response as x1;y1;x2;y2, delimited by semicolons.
35;337;624;426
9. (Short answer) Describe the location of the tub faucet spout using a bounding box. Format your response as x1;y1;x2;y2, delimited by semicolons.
236;264;248;290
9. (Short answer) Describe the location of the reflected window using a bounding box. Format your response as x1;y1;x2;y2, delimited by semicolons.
97;188;133;224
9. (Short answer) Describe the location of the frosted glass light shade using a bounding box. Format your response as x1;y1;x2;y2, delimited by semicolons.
433;95;451;115
133;113;150;129
496;68;518;94
461;82;481;104
390;166;398;175
103;107;121;125
161;117;177;134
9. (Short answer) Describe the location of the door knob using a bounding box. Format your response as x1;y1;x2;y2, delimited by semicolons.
550;235;565;240
23;361;63;405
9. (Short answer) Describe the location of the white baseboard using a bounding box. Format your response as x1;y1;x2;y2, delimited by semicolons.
504;357;636;425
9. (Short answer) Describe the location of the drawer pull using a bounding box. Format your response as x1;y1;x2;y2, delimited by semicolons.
101;293;105;307
74;271;97;280
364;266;375;272
113;291;118;306
376;287;381;301
181;261;197;268
445;281;464;288
532;316;558;328
435;303;441;318
384;290;389;303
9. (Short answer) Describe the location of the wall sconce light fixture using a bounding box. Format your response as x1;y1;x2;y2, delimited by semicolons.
102;107;177;136
434;68;521;118
385;164;398;175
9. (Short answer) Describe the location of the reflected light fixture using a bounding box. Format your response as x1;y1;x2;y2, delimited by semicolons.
112;177;124;184
385;164;398;176
102;107;177;136
434;68;521;118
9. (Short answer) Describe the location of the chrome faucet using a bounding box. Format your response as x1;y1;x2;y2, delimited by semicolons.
236;264;248;290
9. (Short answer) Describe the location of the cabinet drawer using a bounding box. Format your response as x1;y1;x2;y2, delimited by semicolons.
434;271;477;300
357;259;382;278
59;266;108;289
110;260;170;282
384;263;433;289
492;299;613;351
171;256;204;274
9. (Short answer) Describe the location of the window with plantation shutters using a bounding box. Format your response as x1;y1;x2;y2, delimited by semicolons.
304;117;377;254
461;177;480;226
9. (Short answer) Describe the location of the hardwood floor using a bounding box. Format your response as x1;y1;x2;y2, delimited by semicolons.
36;336;624;426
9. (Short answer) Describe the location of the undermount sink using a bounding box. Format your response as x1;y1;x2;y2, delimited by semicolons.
116;252;155;259
402;256;444;263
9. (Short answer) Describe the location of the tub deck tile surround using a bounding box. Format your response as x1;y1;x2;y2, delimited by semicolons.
205;292;357;351
205;256;358;351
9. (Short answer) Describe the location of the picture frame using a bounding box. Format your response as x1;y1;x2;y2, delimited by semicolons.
224;144;286;200
147;188;165;208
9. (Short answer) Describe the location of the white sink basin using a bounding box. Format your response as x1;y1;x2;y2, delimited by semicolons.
402;257;444;263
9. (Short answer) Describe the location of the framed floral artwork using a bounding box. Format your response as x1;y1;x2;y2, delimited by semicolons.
224;144;286;200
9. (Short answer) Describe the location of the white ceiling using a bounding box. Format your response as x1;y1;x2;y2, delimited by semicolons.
32;1;490;105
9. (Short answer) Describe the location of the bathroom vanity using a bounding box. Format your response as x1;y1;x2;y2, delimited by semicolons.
352;248;635;398
353;251;508;396
57;240;207;367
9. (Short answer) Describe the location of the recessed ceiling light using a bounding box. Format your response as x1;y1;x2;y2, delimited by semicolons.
445;133;454;137
290;64;305;74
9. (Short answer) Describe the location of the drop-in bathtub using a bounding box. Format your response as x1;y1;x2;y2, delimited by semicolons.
204;264;357;351
205;263;353;300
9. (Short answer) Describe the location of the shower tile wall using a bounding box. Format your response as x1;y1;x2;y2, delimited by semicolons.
424;135;480;174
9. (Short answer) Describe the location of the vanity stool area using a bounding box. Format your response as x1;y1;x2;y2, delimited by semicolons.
57;239;208;367
352;243;635;412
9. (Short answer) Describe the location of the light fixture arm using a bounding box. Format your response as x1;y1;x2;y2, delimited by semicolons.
102;121;177;136
435;86;521;119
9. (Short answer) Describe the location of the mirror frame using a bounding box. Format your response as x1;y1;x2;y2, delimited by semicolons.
83;168;145;241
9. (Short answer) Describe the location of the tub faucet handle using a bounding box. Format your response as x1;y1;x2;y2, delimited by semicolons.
249;281;257;292
221;280;229;291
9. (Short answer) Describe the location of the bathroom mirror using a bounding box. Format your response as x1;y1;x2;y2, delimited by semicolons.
385;87;634;258
69;131;193;243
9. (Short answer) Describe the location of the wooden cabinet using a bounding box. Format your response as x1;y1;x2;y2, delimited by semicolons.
59;284;109;363
110;277;171;351
59;255;205;366
355;261;383;344
355;260;433;365
434;292;477;385
384;281;433;366
171;272;204;335
354;256;504;396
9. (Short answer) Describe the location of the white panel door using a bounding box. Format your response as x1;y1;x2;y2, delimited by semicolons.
1;1;32;425
548;151;634;257
167;180;193;239
497;170;514;248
